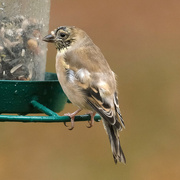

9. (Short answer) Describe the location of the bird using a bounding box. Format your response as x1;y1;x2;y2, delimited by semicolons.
43;26;126;164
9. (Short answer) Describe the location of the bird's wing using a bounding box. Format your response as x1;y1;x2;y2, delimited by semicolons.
66;66;124;129
113;91;125;128
84;84;125;130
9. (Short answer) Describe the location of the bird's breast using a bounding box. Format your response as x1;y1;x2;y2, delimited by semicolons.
55;51;88;109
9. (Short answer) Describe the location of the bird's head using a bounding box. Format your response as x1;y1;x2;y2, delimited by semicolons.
43;26;83;50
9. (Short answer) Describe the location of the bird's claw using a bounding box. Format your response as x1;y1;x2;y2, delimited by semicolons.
86;120;93;128
63;121;74;130
63;122;68;127
86;112;96;128
68;124;74;130
64;112;75;130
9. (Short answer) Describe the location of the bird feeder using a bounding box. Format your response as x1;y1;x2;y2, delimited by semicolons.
0;1;101;123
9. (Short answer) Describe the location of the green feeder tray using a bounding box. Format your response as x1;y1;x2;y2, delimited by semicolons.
0;72;101;123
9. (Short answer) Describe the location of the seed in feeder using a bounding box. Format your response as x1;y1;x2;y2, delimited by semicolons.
21;49;25;56
16;28;23;37
21;19;29;30
0;63;2;74
27;39;40;54
10;63;23;74
6;29;13;37
28;18;38;25
0;27;5;37
0;46;4;51
32;29;41;40
10;64;29;80
0;54;6;61
27;39;38;49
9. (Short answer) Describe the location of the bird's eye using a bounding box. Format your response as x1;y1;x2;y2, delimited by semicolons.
59;32;66;38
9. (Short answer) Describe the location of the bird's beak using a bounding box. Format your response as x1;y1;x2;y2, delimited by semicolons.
43;34;55;43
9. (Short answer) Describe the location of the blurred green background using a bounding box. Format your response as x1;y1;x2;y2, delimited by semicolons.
0;0;180;179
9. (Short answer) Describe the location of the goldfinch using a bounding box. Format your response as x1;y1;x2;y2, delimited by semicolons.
43;26;126;164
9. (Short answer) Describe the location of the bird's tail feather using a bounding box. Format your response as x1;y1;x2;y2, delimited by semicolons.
103;120;126;164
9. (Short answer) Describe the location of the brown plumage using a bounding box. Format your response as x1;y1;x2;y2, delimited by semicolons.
43;26;126;164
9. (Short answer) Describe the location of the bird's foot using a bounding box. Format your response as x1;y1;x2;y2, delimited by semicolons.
64;109;82;130
86;112;96;128
63;112;75;130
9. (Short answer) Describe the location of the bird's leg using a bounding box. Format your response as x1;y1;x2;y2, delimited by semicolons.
64;109;82;130
86;111;96;128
